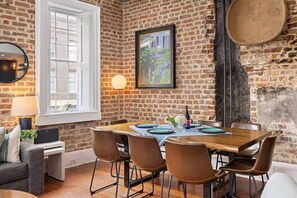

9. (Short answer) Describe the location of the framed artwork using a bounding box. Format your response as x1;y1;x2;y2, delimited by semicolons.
135;25;176;88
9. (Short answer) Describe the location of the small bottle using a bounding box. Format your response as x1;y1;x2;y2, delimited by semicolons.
185;105;191;129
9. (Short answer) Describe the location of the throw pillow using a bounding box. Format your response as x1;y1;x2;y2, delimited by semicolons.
0;127;5;147
0;125;21;163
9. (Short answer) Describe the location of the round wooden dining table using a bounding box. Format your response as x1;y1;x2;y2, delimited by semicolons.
0;190;37;198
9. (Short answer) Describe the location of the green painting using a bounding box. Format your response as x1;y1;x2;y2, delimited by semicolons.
135;25;175;88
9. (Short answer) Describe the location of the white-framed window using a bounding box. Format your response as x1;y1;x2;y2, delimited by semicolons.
35;0;101;126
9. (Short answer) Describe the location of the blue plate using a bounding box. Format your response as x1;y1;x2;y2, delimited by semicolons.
200;128;226;134
147;128;174;134
135;123;157;128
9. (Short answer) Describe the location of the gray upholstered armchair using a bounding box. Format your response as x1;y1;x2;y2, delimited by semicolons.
0;142;44;195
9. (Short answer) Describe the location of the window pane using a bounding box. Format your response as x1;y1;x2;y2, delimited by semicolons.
49;10;81;113
56;29;67;45
50;62;56;94
50;28;55;43
51;12;55;28
56;13;67;30
56;62;68;77
69;46;77;61
68;97;78;110
69;62;79;70
50;44;56;59
56;45;68;60
68;15;78;31
69;32;78;43
50;94;57;111
56;77;68;93
55;94;68;110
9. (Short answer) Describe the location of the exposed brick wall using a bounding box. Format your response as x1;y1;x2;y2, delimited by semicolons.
121;0;297;164
0;0;124;152
122;0;216;123
239;0;297;163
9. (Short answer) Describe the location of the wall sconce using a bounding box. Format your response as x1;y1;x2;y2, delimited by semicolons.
111;74;127;89
11;96;39;129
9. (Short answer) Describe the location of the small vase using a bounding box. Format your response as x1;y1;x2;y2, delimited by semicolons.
174;123;185;133
22;138;34;144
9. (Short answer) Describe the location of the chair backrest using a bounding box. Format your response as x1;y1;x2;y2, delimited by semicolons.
90;128;121;162
253;135;277;173
231;122;261;130
165;139;216;183
128;134;164;172
110;119;128;145
200;120;223;127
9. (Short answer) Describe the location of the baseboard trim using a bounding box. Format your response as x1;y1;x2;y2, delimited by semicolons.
65;149;297;182
65;148;96;168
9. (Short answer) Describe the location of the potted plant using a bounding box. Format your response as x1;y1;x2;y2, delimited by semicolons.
21;129;37;144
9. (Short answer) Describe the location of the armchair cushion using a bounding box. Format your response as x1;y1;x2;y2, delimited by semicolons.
0;128;5;147
0;162;28;185
261;173;297;198
0;125;21;163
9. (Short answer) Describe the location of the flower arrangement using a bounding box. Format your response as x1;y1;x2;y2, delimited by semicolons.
164;115;187;128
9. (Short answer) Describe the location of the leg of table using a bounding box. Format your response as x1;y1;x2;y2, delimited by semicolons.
124;138;130;187
203;183;213;198
47;150;65;181
228;153;236;197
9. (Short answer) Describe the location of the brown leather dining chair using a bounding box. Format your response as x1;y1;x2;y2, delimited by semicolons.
200;120;223;128
215;122;261;169
165;139;226;198
89;128;130;197
109;119;128;178
220;135;277;198
127;134;167;198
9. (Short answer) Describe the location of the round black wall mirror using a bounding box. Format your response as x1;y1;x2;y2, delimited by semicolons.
0;42;29;83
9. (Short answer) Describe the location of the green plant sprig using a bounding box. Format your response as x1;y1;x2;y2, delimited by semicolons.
21;129;37;140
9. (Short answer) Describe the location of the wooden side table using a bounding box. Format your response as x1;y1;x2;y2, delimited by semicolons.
0;190;37;198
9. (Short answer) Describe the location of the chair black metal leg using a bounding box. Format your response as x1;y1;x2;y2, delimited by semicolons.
249;175;252;198
251;175;259;198
216;177;227;198
216;154;220;169
220;154;224;167
89;158;118;195
229;173;236;197
160;170;165;198
126;165;144;198
110;162;116;177
216;179;220;198
223;176;227;198
167;175;173;198
261;175;265;189
182;182;187;198
140;172;154;198
115;162;121;198
266;173;269;180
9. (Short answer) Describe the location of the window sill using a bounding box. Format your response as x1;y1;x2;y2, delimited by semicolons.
35;111;101;126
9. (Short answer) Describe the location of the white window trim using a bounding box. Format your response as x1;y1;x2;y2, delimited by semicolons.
35;0;101;126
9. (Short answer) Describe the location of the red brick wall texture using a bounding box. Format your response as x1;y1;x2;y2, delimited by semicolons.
0;0;296;164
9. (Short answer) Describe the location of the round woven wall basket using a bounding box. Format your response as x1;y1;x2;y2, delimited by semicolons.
226;0;287;45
